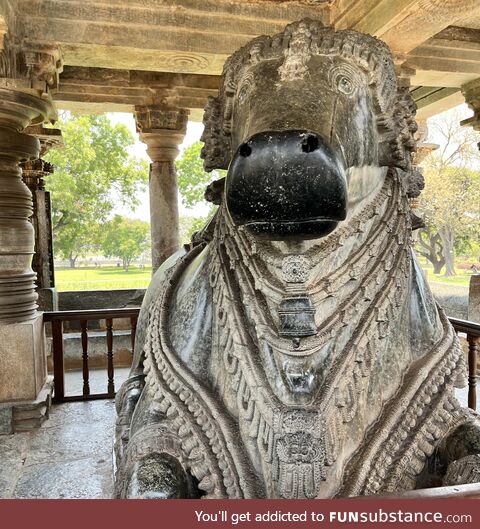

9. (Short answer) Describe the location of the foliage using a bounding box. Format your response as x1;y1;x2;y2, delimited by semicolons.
417;109;480;276
45;113;149;266
419;164;480;276
175;141;225;209
100;215;150;271
179;214;214;244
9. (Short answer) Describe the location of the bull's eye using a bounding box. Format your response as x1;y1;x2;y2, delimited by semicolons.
336;75;354;95
238;85;249;104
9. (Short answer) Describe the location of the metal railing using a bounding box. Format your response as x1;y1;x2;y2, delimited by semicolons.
44;308;140;403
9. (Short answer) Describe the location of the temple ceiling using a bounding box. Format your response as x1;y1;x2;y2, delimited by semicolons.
3;0;480;119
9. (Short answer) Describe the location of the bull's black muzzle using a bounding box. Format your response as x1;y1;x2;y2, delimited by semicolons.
226;130;347;239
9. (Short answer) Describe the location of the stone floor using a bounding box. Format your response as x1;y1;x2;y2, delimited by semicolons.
0;400;116;498
0;368;129;499
0;371;476;499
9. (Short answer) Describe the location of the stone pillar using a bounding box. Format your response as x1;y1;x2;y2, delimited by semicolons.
0;36;61;432
469;275;480;324
135;106;188;273
21;126;63;311
461;78;480;138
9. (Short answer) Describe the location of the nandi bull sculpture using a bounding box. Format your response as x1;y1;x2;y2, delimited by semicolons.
115;19;480;499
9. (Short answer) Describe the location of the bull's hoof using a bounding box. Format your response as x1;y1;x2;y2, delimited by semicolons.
443;454;480;486
125;453;200;499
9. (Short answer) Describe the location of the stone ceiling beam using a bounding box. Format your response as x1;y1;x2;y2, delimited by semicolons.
332;0;480;55
406;27;480;88
411;86;464;120
53;66;219;121
15;0;328;75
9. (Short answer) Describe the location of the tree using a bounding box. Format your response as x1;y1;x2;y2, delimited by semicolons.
417;226;445;274
418;110;480;276
101;216;150;271
179;214;211;244
176;141;224;209
45;113;149;267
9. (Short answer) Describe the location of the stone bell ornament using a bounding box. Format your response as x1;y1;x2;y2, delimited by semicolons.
114;19;479;499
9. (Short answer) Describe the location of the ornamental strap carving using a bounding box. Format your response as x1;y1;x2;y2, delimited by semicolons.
115;19;480;499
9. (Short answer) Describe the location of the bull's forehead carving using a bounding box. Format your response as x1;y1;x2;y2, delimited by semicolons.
226;19;396;111
201;18;417;174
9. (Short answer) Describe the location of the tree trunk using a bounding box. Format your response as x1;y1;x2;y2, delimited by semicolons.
69;254;78;268
439;227;456;277
123;258;129;272
432;260;444;275
417;229;445;274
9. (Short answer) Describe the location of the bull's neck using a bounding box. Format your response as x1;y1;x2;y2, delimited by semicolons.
213;168;412;399
209;168;413;498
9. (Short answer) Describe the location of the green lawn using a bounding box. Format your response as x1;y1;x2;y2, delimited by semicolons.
419;263;474;287
55;266;153;291
55;263;476;291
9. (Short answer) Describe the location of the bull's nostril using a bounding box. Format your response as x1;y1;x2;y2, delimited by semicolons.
239;143;252;157
302;135;319;153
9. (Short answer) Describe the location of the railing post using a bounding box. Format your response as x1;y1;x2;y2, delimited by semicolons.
106;318;115;397
468;334;479;410
51;319;65;403
80;319;90;396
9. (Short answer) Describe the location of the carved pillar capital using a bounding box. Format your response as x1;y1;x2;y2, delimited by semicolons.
134;106;188;273
25;125;63;156
21;126;63;189
461;78;480;135
134;106;189;161
413;119;438;165
393;56;416;89
0;34;63;104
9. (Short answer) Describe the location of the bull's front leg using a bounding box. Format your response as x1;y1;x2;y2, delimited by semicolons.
115;369;145;467
442;422;480;486
124;452;201;499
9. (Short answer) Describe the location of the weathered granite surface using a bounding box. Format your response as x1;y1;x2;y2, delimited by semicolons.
115;19;480;499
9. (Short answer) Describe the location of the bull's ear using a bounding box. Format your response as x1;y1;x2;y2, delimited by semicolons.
200;96;231;172
378;87;417;170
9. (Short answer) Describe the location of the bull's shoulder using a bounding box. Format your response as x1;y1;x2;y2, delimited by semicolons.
409;251;443;355
168;245;213;382
130;249;188;373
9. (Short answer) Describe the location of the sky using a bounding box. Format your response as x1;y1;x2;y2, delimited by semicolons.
107;113;206;221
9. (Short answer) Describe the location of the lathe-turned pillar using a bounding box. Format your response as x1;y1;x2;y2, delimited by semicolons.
0;35;61;432
20;126;63;310
135;106;188;273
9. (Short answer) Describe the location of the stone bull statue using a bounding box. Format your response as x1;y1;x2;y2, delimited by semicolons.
114;19;480;499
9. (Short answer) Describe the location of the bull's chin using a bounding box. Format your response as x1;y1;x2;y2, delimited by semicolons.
244;218;339;240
